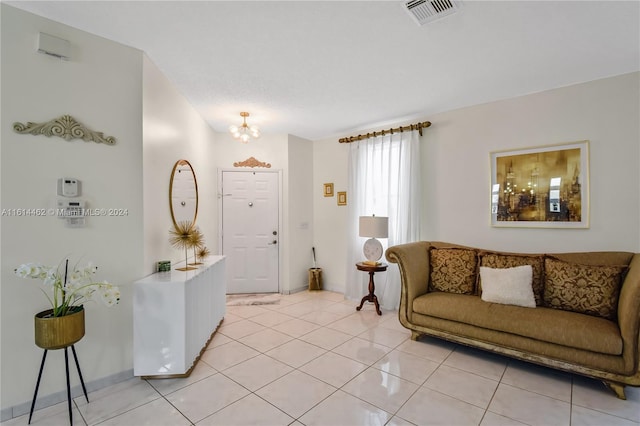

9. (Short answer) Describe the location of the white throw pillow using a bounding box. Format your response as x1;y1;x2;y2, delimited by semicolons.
479;265;536;308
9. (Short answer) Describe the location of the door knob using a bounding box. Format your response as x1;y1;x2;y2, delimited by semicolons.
268;240;278;245
248;202;253;207
273;231;278;235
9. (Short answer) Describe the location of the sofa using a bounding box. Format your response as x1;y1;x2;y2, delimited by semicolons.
385;241;640;399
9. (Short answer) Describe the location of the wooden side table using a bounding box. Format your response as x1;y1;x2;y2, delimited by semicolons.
355;262;387;315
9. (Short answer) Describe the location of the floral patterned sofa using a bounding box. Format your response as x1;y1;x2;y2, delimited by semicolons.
385;241;640;399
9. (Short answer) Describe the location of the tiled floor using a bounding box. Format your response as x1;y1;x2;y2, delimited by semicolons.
7;290;640;426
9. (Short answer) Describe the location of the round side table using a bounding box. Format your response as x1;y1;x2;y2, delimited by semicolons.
355;262;387;315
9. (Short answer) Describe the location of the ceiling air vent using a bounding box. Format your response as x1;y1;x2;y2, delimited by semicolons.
404;0;462;26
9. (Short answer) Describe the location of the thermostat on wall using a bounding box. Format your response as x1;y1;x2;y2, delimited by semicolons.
57;178;80;197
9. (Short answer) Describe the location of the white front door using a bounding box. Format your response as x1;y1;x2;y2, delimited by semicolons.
221;170;279;294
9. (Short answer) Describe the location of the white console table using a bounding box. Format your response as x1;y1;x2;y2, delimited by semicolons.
133;256;226;378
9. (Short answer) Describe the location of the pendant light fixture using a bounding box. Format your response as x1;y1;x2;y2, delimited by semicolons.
229;112;260;143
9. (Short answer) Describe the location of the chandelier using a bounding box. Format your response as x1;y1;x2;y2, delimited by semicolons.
229;112;260;143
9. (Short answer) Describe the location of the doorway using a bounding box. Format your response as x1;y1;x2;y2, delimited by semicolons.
220;170;280;294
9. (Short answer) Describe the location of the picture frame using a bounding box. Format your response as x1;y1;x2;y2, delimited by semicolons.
324;183;334;197
337;191;347;206
490;141;589;228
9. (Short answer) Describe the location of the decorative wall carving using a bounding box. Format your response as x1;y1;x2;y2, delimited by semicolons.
233;156;271;168
13;115;116;145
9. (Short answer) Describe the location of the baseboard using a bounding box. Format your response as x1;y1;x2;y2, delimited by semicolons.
3;369;134;421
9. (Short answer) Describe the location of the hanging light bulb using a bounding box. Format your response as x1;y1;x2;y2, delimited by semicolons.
229;112;260;143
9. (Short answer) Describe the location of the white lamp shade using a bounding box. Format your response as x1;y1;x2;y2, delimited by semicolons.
359;216;388;238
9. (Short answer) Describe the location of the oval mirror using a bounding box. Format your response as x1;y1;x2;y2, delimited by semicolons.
169;159;198;229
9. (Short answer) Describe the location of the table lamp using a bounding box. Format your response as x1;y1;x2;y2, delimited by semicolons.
359;215;388;265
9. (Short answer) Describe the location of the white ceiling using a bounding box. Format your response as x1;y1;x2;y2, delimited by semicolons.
6;1;640;141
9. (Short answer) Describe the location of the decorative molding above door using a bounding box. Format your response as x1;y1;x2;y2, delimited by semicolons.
233;156;271;168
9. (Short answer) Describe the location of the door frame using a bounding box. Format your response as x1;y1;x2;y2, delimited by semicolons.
217;168;283;293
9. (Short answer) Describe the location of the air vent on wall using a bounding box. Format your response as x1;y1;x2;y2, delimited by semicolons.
404;0;462;26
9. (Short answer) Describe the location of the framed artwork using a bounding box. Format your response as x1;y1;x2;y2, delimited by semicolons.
490;141;589;228
324;183;334;197
337;191;347;206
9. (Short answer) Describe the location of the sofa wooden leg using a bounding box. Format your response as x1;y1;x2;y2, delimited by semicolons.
603;381;626;400
410;331;422;341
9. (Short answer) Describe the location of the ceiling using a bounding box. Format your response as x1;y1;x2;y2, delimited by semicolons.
6;1;639;141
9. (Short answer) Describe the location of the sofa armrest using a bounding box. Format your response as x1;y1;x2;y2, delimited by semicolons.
619;253;640;377
385;241;431;325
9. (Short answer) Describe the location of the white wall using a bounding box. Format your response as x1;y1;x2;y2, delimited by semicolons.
287;135;315;292
313;72;640;293
312;140;349;292
142;55;218;274
1;4;143;411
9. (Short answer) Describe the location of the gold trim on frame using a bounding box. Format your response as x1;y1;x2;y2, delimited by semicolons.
324;183;334;197
490;140;589;228
337;191;347;206
233;157;272;168
13;115;116;145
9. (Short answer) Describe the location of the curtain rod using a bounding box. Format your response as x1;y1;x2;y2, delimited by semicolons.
338;121;431;143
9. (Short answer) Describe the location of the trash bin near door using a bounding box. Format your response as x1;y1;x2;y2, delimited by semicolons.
308;268;323;291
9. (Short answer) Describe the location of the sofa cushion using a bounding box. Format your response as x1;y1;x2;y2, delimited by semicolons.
480;253;544;305
480;265;536;308
543;257;626;321
429;247;477;294
413;292;622;355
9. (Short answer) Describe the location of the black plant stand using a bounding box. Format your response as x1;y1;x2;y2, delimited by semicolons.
28;345;89;425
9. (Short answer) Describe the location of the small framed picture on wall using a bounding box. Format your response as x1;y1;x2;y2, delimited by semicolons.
324;183;334;197
337;191;347;206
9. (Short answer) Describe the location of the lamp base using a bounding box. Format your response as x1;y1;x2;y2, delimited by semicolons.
363;237;383;262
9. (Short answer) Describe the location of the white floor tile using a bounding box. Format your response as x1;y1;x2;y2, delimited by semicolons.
200;341;259;372
218;318;266;339
11;291;634;426
443;346;508;381
501;359;572;402
298;310;345;326
147;360;217;396
98;397;190;426
299;351;367;388
298;390;391;426
271;318;320;338
222;354;292;391
570;404;639;426
374;349;440;385
332;336;392;365
488;383;570;426
165;373;249;423
397;387;485;426
74;378;159;425
424;364;499;409
395;337;455;363
342;367;419;413
480;411;528;426
225;305;271;319
237;327;293;352
299;327;353;350
246;311;294;327
572;377;640;423
196;393;294;426
265;339;327;368
358;325;410;348
255;370;336;419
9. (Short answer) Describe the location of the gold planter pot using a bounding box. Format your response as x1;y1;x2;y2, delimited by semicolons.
34;307;85;350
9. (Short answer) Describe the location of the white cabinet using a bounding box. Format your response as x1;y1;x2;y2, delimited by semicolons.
133;256;226;377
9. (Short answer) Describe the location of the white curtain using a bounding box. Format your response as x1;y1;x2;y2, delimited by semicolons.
345;129;421;310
